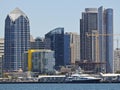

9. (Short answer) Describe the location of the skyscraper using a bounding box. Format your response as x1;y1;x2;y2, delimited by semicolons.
64;33;71;65
80;8;98;62
80;6;113;73
69;32;80;64
64;32;80;64
4;8;30;71
45;27;64;67
0;38;4;57
0;38;4;77
98;6;113;73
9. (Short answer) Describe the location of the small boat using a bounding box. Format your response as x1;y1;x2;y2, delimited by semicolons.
65;73;101;83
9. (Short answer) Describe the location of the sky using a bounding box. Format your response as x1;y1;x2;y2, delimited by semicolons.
0;0;120;41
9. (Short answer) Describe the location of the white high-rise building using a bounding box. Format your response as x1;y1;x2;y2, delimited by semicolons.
0;38;4;57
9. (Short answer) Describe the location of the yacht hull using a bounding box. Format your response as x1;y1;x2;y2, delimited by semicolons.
65;79;101;83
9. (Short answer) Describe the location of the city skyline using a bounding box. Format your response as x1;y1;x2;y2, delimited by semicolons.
0;0;120;41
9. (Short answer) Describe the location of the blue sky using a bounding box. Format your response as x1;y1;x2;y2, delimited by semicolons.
0;0;120;40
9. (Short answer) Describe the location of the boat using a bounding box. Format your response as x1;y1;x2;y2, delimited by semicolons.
65;73;101;83
38;75;66;83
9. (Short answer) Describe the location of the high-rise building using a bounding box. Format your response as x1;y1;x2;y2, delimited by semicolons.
0;38;4;77
80;6;113;73
0;56;2;77
114;48;120;73
80;8;98;62
0;38;4;57
45;27;64;67
64;33;71;65
70;32;80;64
98;6;113;73
64;32;80;65
4;8;30;71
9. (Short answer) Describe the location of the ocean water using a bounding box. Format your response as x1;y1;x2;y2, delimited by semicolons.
0;83;120;90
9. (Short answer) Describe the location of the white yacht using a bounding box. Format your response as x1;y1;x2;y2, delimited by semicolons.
65;73;101;83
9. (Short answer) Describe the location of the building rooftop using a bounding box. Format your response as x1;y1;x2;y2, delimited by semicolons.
9;8;27;21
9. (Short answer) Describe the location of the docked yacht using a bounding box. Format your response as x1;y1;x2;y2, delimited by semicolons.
65;73;101;83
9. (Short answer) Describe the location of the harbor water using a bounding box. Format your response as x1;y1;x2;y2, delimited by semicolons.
0;83;120;90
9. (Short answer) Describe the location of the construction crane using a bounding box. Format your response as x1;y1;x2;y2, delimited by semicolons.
86;31;120;72
86;31;99;63
86;32;120;61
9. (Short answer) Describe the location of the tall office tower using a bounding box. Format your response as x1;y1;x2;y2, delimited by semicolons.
80;6;113;73
65;32;80;64
70;32;80;64
45;27;64;67
0;38;4;77
64;33;71;65
80;8;98;64
4;8;30;71
98;6;113;73
0;38;4;57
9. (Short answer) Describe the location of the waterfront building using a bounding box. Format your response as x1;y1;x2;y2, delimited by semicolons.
23;49;55;74
0;38;4;77
80;6;113;73
0;56;2;77
4;8;30;71
80;8;98;72
0;38;4;57
45;27;64;67
98;6;113;73
114;48;120;73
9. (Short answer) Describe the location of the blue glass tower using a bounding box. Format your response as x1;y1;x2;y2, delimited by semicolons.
64;33;71;65
4;8;30;71
98;6;113;73
45;27;64;67
105;9;113;73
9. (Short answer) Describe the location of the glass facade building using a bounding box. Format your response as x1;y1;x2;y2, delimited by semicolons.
98;7;113;73
45;27;64;66
4;8;30;71
80;8;98;62
98;6;106;71
80;6;113;73
64;33;71;65
105;8;113;73
23;49;55;74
